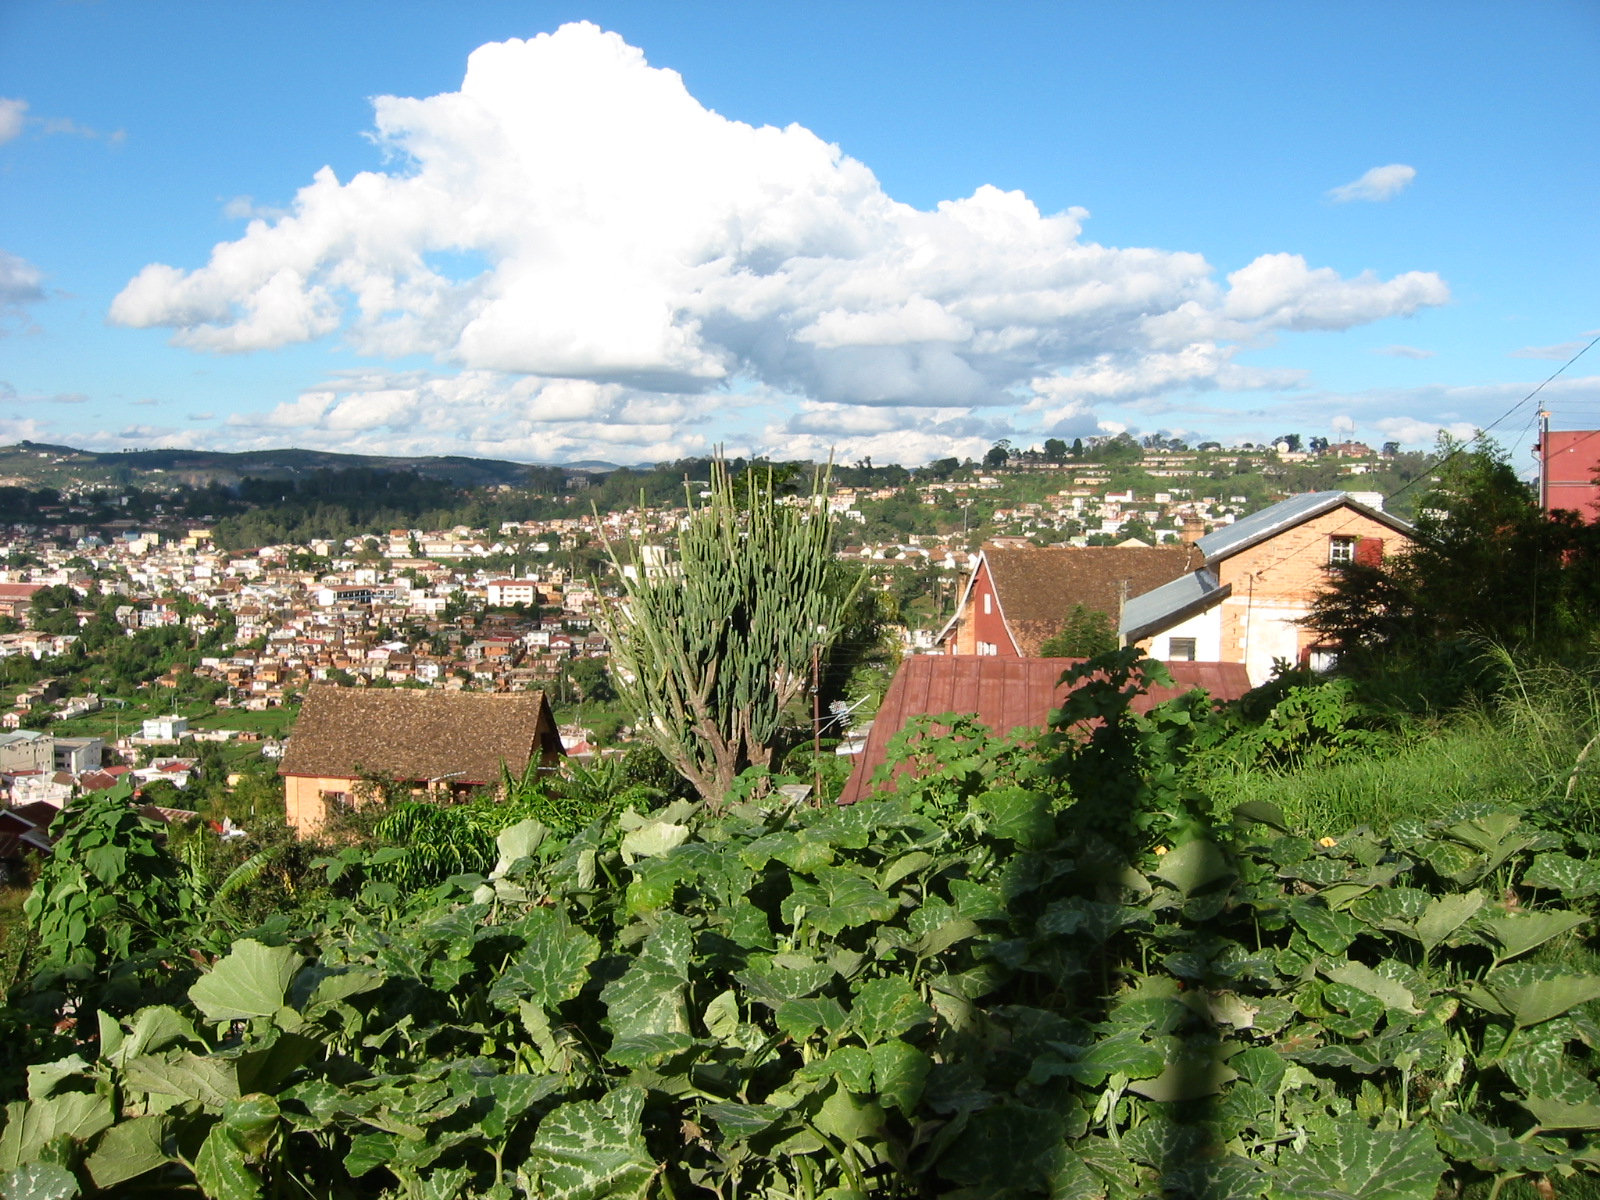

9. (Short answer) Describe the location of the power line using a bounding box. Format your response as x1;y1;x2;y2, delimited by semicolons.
1381;332;1600;509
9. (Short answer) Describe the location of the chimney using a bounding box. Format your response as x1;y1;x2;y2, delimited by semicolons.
1178;512;1206;544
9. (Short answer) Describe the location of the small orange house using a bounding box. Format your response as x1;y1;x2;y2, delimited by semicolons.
278;686;564;835
1119;491;1413;685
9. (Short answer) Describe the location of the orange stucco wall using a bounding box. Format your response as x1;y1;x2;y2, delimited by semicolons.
1212;507;1406;682
283;774;359;836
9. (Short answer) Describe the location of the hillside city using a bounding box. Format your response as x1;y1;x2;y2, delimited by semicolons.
0;434;1432;814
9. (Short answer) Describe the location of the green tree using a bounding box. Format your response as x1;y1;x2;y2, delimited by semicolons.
598;460;865;806
983;440;1012;470
1037;604;1119;658
1307;436;1600;675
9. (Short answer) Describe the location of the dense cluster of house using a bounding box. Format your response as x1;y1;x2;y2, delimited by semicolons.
0;480;1425;848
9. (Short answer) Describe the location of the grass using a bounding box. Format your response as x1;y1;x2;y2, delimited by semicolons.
0;885;30;992
1199;657;1600;838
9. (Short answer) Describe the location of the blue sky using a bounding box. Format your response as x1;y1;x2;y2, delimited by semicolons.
1;1;1595;467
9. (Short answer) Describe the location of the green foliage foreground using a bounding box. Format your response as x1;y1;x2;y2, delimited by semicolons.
7;658;1600;1198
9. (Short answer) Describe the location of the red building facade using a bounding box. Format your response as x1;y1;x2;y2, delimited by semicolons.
1541;430;1600;521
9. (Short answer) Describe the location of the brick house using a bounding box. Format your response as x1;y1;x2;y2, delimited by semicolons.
278;686;564;835
1119;491;1413;685
935;544;1202;656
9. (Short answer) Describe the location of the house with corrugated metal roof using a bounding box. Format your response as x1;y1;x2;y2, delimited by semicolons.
838;656;1252;805
1119;491;1412;685
934;544;1202;657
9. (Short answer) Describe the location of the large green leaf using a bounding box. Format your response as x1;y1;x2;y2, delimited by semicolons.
1435;1112;1562;1173
0;1162;80;1200
194;1134;256;1200
1460;968;1600;1028
700;1101;786;1141
850;977;933;1044
1481;910;1587;965
798;1046;875;1093
1044;1030;1166;1086
975;787;1055;849
105;1006;196;1069
1272;1115;1443;1200
1289;902;1363;954
619;820;690;864
940;1103;1067;1191
189;939;305;1023
489;909;602;1012
1499;1026;1600;1125
782;868;896;936
121;1052;239;1108
1522;853;1600;899
600;914;692;1041
869;1040;930;1113
1153;839;1234;897
479;1073;566;1141
776;996;848;1041
493;818;548;875
83;1114;171;1189
1414;891;1485;955
0;1093;114;1172
192;1098;280;1200
732;958;836;1009
1322;961;1419;1014
813;1083;886;1143
525;1086;655;1200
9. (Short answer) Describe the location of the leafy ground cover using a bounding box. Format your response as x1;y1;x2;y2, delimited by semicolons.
5;654;1600;1198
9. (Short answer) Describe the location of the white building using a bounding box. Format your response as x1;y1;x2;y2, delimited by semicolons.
142;715;189;740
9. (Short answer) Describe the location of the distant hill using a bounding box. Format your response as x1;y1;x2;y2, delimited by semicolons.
0;442;627;491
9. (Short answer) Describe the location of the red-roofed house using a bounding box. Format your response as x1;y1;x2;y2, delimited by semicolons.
839;655;1251;805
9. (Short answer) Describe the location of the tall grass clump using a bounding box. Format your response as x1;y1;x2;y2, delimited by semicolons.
1193;646;1600;838
1198;709;1532;834
1487;647;1600;834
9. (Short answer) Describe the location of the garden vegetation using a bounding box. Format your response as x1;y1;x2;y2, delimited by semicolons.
2;441;1600;1198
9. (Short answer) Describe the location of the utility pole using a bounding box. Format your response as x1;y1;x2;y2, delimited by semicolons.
811;642;822;803
1538;409;1550;513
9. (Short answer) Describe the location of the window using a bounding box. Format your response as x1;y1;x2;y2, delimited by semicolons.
1167;637;1197;661
982;592;992;615
1328;536;1356;564
978;641;998;656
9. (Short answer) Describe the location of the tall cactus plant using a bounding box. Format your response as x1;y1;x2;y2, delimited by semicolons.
597;460;865;807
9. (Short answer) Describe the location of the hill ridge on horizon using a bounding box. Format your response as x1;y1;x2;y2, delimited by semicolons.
0;440;633;490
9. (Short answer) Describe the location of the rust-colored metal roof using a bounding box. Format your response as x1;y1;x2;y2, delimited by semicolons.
837;656;1252;805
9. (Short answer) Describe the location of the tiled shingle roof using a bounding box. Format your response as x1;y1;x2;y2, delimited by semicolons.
279;686;562;785
983;545;1203;655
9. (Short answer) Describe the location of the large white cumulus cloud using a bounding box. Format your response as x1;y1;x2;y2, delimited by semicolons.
110;21;1448;435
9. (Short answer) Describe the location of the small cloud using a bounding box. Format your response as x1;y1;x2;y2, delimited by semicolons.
0;250;45;331
1328;164;1417;203
222;195;288;221
1373;344;1434;359
49;393;88;405
0;98;26;146
0;98;124;148
131;397;159;406
187;412;214;421
1511;340;1589;361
